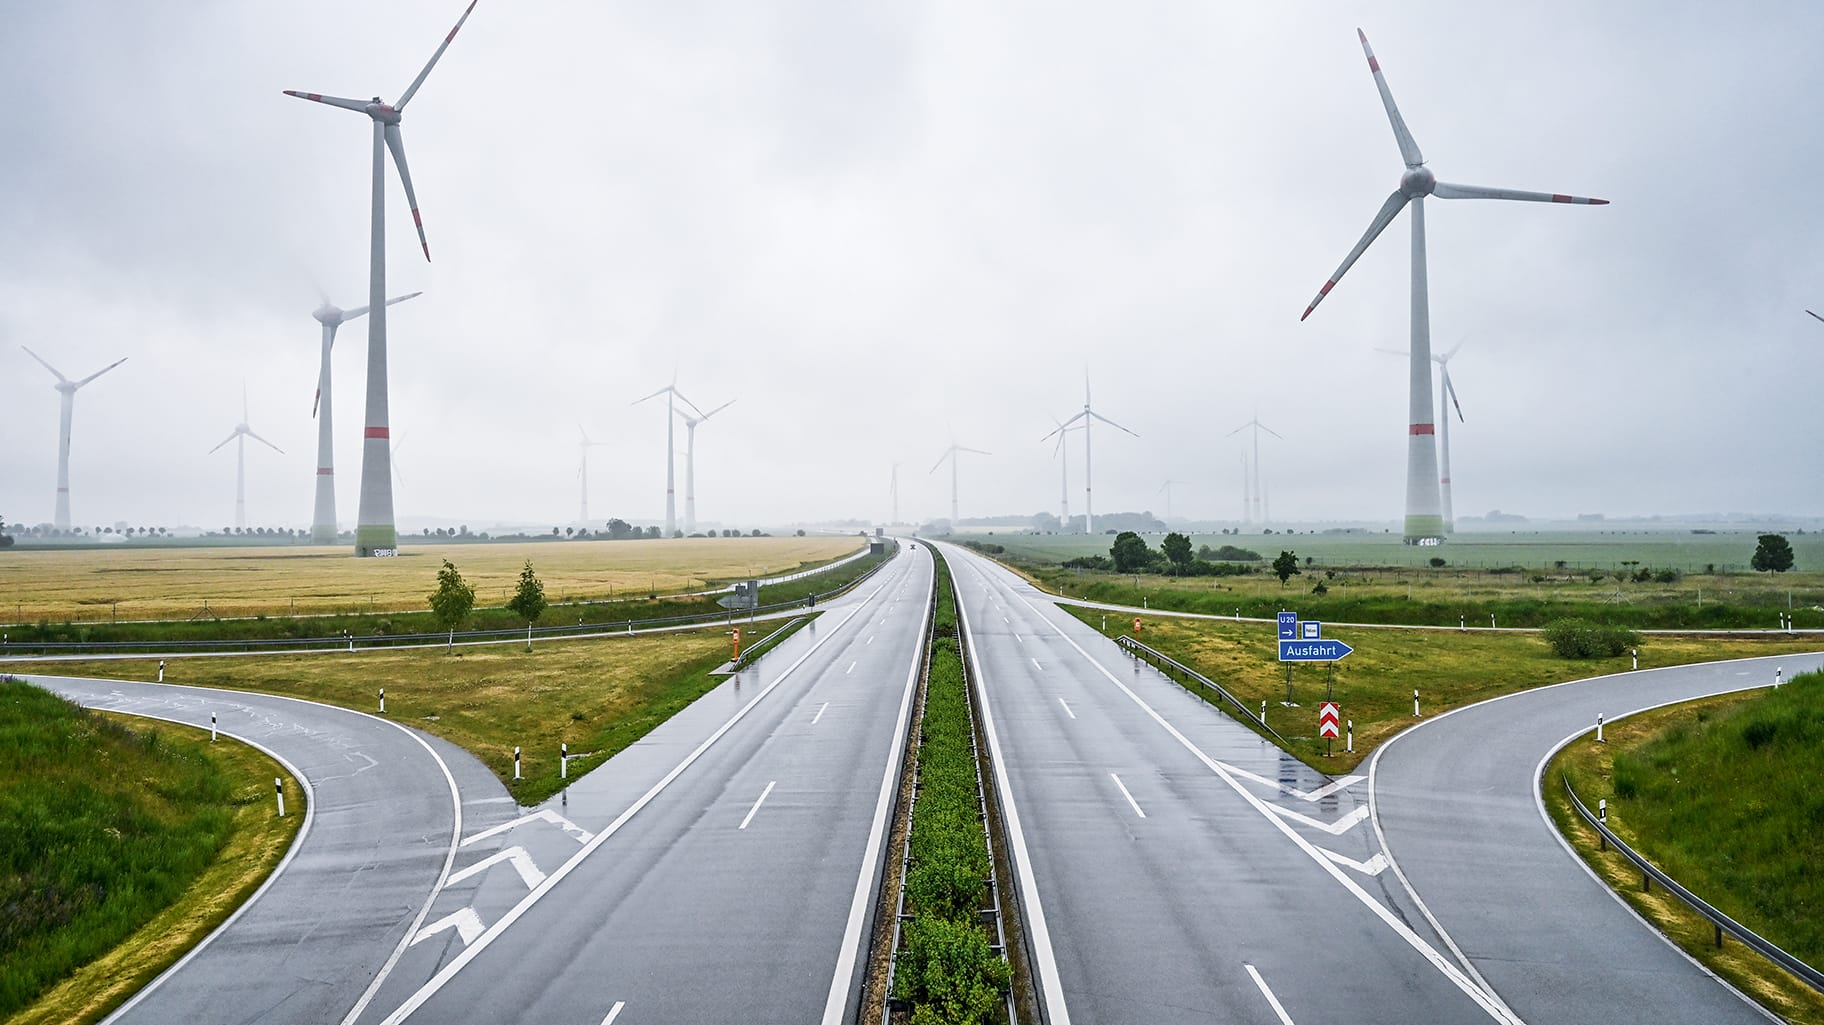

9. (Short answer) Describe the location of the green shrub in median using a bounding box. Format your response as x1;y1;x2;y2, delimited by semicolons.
1542;618;1639;659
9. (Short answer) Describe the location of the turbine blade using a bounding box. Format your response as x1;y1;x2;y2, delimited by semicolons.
282;91;371;114
247;429;284;454
312;386;321;419
1089;410;1138;437
1443;368;1464;422
385;291;424;306
699;399;736;420
341;304;371;321
1432;181;1609;205
1442;335;1467;361
631;385;669;406
1809;310;1824;325
383;124;431;260
1357;29;1424;168
1258;422;1284;440
76;357;128;387
21;346;69;383
208;431;238;454
958;446;991;456
397;0;480;110
1301;189;1410;321
1373;346;1409;357
929;451;950;474
342;292;422;323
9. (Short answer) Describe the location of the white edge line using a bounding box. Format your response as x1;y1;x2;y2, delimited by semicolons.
601;1001;626;1025
947;547;1073;1025
739;780;778;830
380;581;889;1025
1244;963;1297;1025
820;550;932;1025
1109;772;1146;819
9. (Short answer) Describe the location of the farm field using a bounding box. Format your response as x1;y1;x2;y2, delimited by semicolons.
0;536;864;624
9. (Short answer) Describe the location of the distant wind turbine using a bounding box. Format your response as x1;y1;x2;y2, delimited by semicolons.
576;426;606;526
210;388;284;531
1158;479;1183;523
1043;416;1084;531
1041;373;1136;535
285;0;480;556
309;291;419;544
22;346;126;532
678;398;734;534
1226;414;1282;526
632;379;704;537
1300;29;1606;543
1377;339;1466;533
931;442;990;528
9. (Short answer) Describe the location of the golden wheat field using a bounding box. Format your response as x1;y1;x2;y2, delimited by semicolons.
0;536;863;623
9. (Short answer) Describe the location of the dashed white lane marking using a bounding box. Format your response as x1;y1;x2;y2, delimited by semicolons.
1221;762;1365;803
1244;964;1296;1025
847;661;856;674
461;808;593;847
1109;773;1147;819
448;845;546;889
1058;698;1076;719
867;636;874;645
812;701;830;725
600;1000;626;1024
1264;803;1369;835
411;908;484;947
1319;848;1389;876
1016;633;1024;643
739;780;778;830
1031;658;1043;671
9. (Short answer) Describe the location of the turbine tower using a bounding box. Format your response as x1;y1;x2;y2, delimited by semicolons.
1301;29;1605;544
632;380;703;537
1226;414;1281;526
678;398;734;534
1158;479;1182;523
1042;416;1084;531
930;443;989;529
210;389;284;531
1042;373;1136;536
1377;340;1466;533
309;291;420;544
576;426;606;526
22;347;126;531
285;0;480;556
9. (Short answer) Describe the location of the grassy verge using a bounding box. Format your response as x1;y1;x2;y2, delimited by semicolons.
1544;672;1824;1024
891;551;1011;1022
0;680;301;1024
33;621;798;806
1064;606;1822;772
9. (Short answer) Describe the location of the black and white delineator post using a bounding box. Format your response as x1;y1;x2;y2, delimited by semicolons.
210;713;217;742
157;659;165;683
275;777;286;817
1413;689;1421;717
513;746;522;780
560;742;568;780
1346;719;1354;754
1775;666;1783;689
1596;713;1605;743
1632;648;1638;671
379;687;385;713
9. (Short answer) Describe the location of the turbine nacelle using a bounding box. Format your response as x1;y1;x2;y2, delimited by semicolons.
312;304;344;326
1399;165;1436;198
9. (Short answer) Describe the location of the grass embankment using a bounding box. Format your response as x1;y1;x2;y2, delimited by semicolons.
1545;672;1824;1024
39;621;815;806
0;535;864;624
1066;607;1822;772
892;552;1012;1023
0;679;300;1025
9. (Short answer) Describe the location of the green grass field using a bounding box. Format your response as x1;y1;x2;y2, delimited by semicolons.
1546;675;1824;1024
0;680;300;1024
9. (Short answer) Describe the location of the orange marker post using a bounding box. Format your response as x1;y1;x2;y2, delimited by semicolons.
731;627;741;661
1133;617;1142;634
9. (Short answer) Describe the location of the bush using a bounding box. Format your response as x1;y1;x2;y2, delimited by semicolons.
1542;618;1639;659
1428;557;1446;568
1061;555;1112;571
1197;543;1262;562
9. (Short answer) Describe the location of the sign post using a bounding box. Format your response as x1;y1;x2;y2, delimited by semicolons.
1275;611;1354;708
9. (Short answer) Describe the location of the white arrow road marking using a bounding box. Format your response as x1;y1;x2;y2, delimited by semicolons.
739;780;777;830
461;808;592;847
599;1001;626;1024
1244;964;1296;1025
411;908;484;947
1058;698;1076;720
1319;847;1389;876
1109;773;1146;819
1217;761;1365;803
447;846;546;890
1265;803;1369;835
812;701;830;725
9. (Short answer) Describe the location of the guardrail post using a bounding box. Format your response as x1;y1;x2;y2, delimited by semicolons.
1413;689;1421;717
275;778;285;817
1596;714;1604;743
514;746;522;781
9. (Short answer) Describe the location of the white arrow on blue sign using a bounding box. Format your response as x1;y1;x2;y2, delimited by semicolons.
1279;638;1354;662
1277;611;1298;640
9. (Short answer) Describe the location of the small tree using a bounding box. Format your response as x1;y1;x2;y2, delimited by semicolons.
505;560;547;651
1752;533;1795;573
1109;531;1153;573
429;559;476;653
1160;532;1193;574
1272;550;1302;586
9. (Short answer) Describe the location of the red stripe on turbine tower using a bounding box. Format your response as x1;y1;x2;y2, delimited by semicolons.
318;468;334;475
1551;194;1572;203
1409;423;1435;435
365;426;390;439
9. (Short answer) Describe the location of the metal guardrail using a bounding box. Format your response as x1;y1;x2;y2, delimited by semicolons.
728;617;806;672
1117;635;1290;745
0;545;896;659
1563;775;1824;994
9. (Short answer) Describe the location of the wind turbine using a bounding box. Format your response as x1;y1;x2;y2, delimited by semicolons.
677;398;734;534
1377;339;1466;533
1158;479;1183;523
1300;29;1606;544
1806;310;1824;325
632;380;704;537
576;426;607;526
930;443;990;529
308;291;420;544
210;389;284;531
1226;414;1282;525
22;346;126;532
1042;373;1136;535
285;0;480;556
1042;416;1084;531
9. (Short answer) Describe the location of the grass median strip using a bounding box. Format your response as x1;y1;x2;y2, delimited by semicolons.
1545;671;1824;1024
0;678;301;1025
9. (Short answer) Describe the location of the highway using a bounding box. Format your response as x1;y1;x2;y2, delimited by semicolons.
938;542;1511;1025
1372;650;1824;1025
360;543;933;1025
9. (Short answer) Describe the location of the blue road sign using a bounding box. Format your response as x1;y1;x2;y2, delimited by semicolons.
1277;611;1298;640
1301;621;1321;640
1279;639;1354;662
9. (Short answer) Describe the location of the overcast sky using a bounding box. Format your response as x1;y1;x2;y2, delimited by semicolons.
3;2;1821;532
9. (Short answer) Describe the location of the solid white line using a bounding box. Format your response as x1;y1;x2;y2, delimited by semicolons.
821;547;933;1025
812;701;829;725
600;1000;626;1025
739;780;777;830
1109;772;1146;819
847;661;856;674
1244;964;1296;1025
380;591;883;1025
447;846;545;889
1058;698;1076;719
